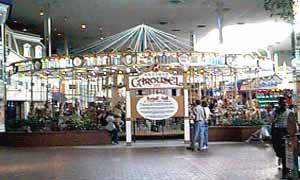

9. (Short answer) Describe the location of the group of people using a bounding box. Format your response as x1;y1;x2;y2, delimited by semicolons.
97;103;125;145
188;99;211;151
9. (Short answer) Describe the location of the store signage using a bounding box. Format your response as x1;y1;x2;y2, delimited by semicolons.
137;94;178;120
129;71;183;89
259;81;278;88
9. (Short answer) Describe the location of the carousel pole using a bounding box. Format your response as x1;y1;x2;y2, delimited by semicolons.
30;71;33;106
87;76;90;108
198;73;202;100
210;73;213;96
111;72;119;109
234;69;238;97
46;76;49;102
203;72;207;96
248;68;252;101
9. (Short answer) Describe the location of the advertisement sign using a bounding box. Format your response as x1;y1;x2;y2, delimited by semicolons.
129;71;183;89
136;94;178;120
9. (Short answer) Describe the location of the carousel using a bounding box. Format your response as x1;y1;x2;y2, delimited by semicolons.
6;24;278;145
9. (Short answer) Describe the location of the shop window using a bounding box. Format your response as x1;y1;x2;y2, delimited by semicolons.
23;43;32;58
35;45;43;58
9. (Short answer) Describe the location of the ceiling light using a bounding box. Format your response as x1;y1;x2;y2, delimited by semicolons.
222;7;231;12
197;24;206;28
81;24;87;29
23;28;27;32
169;0;184;4
171;28;181;32
57;33;62;36
39;11;44;16
13;20;18;23
159;21;168;25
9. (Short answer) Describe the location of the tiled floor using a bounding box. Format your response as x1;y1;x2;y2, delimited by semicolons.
0;142;280;180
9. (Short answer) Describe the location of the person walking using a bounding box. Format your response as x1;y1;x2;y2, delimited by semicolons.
105;111;119;145
191;99;206;151
202;100;211;150
271;97;290;178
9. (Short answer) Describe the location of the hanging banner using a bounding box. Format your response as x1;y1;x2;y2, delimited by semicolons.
128;71;183;89
136;94;179;120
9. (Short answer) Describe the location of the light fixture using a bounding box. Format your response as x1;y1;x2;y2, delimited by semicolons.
222;7;231;12
57;33;62;36
159;21;168;25
81;24;87;29
39;10;44;16
168;0;184;4
197;24;206;28
13;20;18;23
23;28;28;32
171;28;181;32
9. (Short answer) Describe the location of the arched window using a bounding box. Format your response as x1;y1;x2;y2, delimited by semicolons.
23;43;32;58
35;45;43;58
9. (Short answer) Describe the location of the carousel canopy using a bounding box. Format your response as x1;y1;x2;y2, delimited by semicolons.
71;24;192;55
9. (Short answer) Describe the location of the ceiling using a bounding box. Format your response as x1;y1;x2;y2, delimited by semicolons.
9;0;291;52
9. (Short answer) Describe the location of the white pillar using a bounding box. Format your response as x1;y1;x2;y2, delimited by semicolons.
125;90;132;145
47;17;52;57
183;89;190;143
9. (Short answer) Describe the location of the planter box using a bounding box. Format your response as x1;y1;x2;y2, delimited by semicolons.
0;130;111;147
208;126;260;141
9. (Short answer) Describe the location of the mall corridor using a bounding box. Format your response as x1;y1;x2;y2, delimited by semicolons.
0;142;279;180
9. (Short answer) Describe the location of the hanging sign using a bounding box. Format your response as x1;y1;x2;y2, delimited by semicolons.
122;53;137;66
129;71;183;89
73;57;84;67
137;94;178;120
178;53;190;66
33;59;42;71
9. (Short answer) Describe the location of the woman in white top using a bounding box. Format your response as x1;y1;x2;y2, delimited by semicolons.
105;112;119;144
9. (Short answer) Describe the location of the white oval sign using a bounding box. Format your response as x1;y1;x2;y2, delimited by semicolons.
137;94;178;120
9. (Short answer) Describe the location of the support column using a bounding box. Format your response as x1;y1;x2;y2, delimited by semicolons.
125;90;132;146
217;8;223;44
47;17;52;56
0;24;6;132
184;88;190;143
183;71;190;143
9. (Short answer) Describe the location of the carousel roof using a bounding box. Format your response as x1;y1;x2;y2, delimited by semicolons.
71;24;192;55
